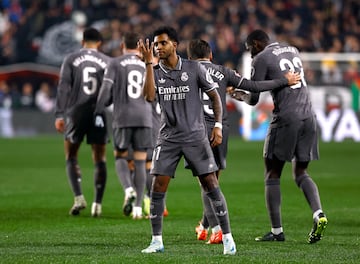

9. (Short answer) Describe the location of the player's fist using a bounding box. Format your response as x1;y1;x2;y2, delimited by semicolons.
55;118;65;133
94;115;104;128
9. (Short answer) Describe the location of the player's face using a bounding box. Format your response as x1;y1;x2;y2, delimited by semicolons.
153;33;176;60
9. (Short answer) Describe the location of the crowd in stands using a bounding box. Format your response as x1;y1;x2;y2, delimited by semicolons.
0;0;359;112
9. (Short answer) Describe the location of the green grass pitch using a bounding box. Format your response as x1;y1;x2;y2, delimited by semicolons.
0;136;359;263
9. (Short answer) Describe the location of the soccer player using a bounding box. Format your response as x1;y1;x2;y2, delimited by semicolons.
95;32;152;219
233;29;328;243
54;27;110;217
187;39;301;244
138;26;236;255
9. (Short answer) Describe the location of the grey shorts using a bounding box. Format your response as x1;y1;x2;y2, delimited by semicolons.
150;138;218;177
65;113;108;145
263;115;319;162
113;127;153;151
184;122;229;170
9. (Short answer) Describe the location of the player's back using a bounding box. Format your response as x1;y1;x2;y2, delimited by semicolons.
63;48;109;113
111;53;152;128
199;61;243;124
253;43;313;121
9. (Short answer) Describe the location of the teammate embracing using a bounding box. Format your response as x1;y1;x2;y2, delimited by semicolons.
232;29;328;243
187;39;301;245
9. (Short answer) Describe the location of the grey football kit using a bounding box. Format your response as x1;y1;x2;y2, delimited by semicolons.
249;42;319;162
96;53;153;151
195;59;297;231
95;52;153;211
150;57;219;177
55;47;110;208
55;48;110;144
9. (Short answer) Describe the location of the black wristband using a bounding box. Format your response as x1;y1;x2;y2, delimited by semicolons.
145;62;152;65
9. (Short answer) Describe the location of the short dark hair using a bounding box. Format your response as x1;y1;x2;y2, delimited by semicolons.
187;39;211;60
246;29;270;45
83;27;103;42
123;32;140;49
153;26;179;43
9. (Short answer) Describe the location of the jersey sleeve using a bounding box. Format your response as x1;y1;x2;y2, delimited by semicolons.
55;56;72;118
225;67;244;88
95;60;115;114
236;56;288;92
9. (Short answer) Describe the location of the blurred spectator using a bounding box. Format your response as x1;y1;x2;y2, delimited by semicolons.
321;59;343;84
19;82;35;108
0;0;359;68
0;80;14;137
35;81;55;112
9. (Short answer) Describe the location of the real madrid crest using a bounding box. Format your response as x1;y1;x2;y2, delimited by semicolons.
181;72;188;82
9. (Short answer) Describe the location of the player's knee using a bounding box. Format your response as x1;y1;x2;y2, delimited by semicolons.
295;173;309;188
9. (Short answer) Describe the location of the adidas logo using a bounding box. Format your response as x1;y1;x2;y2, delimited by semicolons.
149;214;158;219
216;210;227;217
159;78;166;84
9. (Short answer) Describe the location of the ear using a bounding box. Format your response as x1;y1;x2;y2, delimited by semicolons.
209;51;213;61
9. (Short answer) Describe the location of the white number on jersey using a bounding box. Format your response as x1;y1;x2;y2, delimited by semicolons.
202;92;214;116
83;67;97;95
279;57;307;89
127;70;144;99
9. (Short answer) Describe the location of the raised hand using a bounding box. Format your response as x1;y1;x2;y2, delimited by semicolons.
138;39;154;64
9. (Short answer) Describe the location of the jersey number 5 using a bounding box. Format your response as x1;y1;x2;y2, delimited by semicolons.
83;67;98;95
279;57;307;89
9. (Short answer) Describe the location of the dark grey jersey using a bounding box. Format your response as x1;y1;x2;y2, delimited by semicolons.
198;60;243;124
251;42;314;123
154;57;218;144
55;48;110;118
97;53;152;128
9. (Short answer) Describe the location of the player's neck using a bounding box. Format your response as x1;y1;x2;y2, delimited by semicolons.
162;53;179;69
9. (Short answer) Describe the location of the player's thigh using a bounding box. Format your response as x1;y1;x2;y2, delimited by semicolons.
87;123;108;145
133;127;153;150
213;124;229;170
295;116;319;161
264;123;300;162
182;138;218;176
113;127;132;151
64;114;87;144
150;142;182;177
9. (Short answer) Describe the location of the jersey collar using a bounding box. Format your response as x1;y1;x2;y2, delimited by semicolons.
159;56;182;73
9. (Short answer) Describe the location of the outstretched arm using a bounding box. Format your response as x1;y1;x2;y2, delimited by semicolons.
237;71;300;93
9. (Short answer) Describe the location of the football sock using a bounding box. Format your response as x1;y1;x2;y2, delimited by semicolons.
313;209;323;221
265;178;282;229
115;157;132;190
145;168;152;197
212;225;221;233
150;191;165;236
66;158;82;196
271;227;283;235
201;189;216;229
133;160;146;207
206;187;231;234
296;174;322;212
94;161;107;203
